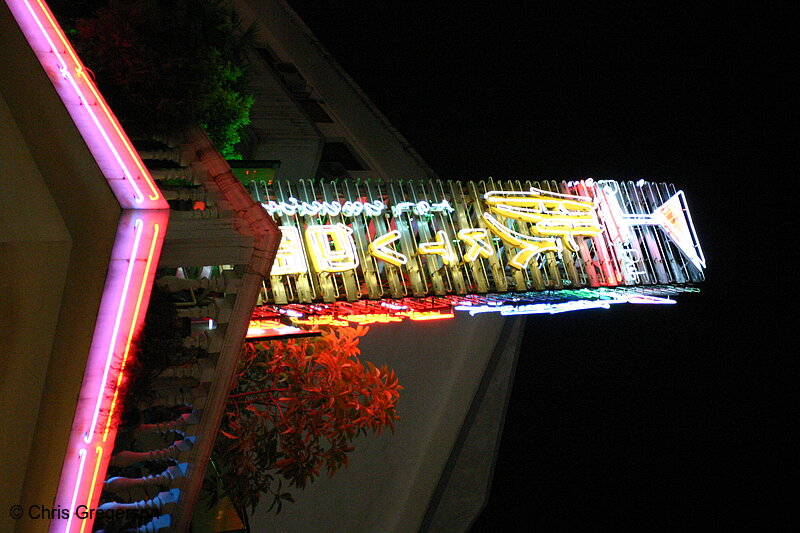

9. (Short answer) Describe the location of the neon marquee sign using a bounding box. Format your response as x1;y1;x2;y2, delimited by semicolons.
249;178;704;305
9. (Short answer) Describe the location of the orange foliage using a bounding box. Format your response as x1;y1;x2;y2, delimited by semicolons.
215;325;401;513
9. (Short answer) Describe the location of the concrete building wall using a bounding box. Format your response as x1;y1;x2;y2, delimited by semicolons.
242;46;325;179
250;314;519;532
233;0;436;181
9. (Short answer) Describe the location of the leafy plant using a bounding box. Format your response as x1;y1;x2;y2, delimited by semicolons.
210;326;401;517
55;0;255;158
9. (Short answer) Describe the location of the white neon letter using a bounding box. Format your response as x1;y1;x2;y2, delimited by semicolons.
457;228;494;262
273;226;309;275
305;224;360;272
418;230;457;265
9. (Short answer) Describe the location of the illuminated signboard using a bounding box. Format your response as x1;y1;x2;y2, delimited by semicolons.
249;178;704;305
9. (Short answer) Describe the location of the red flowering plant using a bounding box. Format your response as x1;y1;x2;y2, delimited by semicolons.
208;325;401;518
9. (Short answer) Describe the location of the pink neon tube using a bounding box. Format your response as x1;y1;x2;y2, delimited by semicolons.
5;1;170;531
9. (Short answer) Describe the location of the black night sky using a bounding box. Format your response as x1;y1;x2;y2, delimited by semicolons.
287;2;788;529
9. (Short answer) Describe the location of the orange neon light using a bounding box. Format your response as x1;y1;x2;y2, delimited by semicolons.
247;319;289;337
286;310;455;325
291;316;350;327
249;319;285;329
401;311;455;321
344;314;403;325
79;446;104;533
102;223;161;442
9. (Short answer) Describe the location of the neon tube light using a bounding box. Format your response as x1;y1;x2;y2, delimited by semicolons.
103;222;161;442
418;230;458;265
80;446;104;533
84;219;143;444
598;185;706;271
403;311;455;321
457;228;494;261
258;178;704;304
368;229;408;266
263;198;386;217
453;292;677;316
6;0;167;209
6;3;172;531
48;214;166;533
63;448;86;533
305;224;360;272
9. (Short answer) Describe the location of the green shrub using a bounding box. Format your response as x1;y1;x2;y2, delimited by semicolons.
55;0;255;158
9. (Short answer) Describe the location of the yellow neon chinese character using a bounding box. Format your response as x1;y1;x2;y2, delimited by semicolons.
368;230;408;267
457;228;494;262
418;230;458;265
305;224;360;273
272;226;309;275
482;188;602;268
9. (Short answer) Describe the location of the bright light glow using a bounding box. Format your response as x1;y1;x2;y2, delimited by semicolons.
653;191;706;270
625;295;676;304
500;300;613;315
457;228;494;262
260;286;691;327
262;197;386;218
273;226;309;275
454;292;677;316
291;316;350;327
247;324;310;338
258;178;704;302
79;446;103;533
8;0;166;209
84;218;143;444
6;3;171;531
305;224;360;272
455;300;615;315
600;186;705;272
247;319;286;337
483;187;602;264
418;230;458;265
402;311;455;321
63;448;86;533
391;199;454;217
250;319;286;329
49;212;167;533
368;230;408;267
285;309;454;324
102;222;161;442
481;212;560;268
453;304;502;315
344;313;404;324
